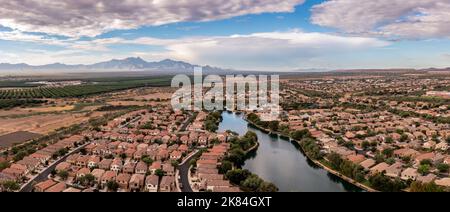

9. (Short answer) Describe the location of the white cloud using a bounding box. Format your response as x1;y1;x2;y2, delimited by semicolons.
0;0;305;37
0;29;390;70
158;30;390;70
311;0;450;39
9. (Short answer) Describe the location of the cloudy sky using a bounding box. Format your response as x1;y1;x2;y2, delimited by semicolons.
1;0;450;71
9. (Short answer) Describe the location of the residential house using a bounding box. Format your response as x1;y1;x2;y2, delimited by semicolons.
385;162;403;178
1;167;26;180
91;169;105;184
111;158;123;172
206;180;232;191
347;154;366;164
435;178;450;187
34;180;57;192
129;174;145;191
66;154;79;166
135;162;148;175
150;161;162;174
55;162;71;173
162;163;175;176
76;155;89;168
87;156;100;169
416;174;437;184
145;175;159;192
16;157;40;172
359;159;376;170
76;168;91;179
45;182;66;193
123;162;136;174
159;176;175;192
370;163;390;175
63;187;82;192
401;168;418;181
116;173;131;190
170;151;182;161
101;171;116;186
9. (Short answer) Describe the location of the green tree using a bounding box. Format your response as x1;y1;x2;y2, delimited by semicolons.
240;174;263;192
57;148;68;157
257;182;279;192
51;169;57;176
361;141;370;150
78;174;95;186
375;153;385;164
1;181;20;192
437;163;450;173
385;137;394;144
301;138;323;160
368;174;406;192
268;121;279;132
400;134;409;142
247;113;260;123
155;169;165;177
0;161;10;171
13;151;27;161
226;148;245;165
226;169;251;185
420;159;433;166
290;129;311;141
385;158;396;165
327;152;344;170
418;164;430;175
171;160;179;168
142;156;154;165
219;160;233;174
120;153;127;160
189;159;197;168
382;148;394;158
57;170;69;180
107;181;119;192
410;182;444;192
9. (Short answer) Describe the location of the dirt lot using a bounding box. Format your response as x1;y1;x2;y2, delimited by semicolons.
0;86;174;137
0;131;42;148
0;111;106;136
0;104;76;117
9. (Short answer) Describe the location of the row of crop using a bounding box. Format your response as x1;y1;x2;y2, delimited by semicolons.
0;78;172;99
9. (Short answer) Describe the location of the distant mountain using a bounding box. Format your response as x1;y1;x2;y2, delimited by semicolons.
333;68;419;73
422;67;450;72
0;63;32;70
0;57;229;73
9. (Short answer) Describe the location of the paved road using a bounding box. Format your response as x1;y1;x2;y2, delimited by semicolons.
178;150;202;192
179;112;197;132
19;143;89;192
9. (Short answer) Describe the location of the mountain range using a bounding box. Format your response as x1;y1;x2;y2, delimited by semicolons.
1;57;449;74
0;57;230;73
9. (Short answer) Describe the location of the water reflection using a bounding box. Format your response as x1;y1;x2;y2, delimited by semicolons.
218;112;362;192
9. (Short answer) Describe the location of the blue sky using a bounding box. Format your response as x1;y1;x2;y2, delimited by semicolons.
0;0;449;71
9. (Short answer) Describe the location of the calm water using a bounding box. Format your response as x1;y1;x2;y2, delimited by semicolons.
218;112;362;192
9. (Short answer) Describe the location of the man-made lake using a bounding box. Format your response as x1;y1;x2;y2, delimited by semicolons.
218;112;362;192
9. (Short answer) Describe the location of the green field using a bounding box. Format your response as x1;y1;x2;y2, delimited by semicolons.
0;77;172;100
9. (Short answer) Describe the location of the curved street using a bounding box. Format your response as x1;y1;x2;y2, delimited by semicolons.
178;150;201;192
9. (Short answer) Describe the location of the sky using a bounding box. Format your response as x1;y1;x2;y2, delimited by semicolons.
0;0;450;71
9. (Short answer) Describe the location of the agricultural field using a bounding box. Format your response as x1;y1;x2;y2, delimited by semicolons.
0;77;172;100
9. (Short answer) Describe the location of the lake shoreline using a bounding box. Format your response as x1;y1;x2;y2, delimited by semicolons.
243;114;376;192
